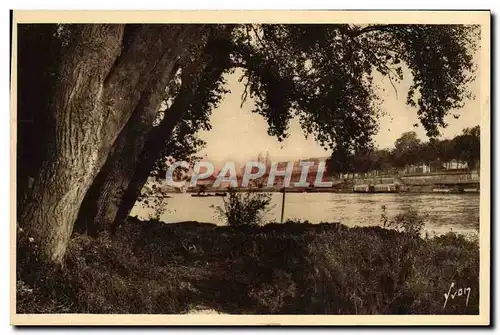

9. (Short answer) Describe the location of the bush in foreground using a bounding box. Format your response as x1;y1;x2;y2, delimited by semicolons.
214;188;273;226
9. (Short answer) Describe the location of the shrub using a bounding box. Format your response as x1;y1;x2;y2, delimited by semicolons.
380;205;426;237
214;188;273;226
389;207;426;237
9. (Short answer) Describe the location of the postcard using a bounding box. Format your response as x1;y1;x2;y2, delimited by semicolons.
11;10;490;326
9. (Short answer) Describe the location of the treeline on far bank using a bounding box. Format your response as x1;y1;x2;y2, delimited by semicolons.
326;126;480;177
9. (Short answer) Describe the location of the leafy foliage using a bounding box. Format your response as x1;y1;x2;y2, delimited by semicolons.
230;24;478;151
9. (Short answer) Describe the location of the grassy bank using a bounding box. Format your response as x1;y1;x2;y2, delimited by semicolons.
17;218;479;314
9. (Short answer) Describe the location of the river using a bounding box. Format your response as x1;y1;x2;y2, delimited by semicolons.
131;192;480;236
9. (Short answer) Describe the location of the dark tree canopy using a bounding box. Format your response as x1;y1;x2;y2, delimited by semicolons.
148;23;479;181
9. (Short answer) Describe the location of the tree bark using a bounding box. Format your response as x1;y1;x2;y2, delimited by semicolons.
75;25;207;235
114;44;232;227
77;27;234;233
19;24;183;264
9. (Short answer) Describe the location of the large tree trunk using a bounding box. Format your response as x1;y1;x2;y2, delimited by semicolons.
19;24;183;264
78;27;234;233
75;25;208;235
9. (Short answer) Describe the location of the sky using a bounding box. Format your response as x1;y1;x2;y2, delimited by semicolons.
197;45;481;164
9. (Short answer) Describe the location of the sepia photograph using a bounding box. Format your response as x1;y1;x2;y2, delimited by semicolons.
11;10;490;326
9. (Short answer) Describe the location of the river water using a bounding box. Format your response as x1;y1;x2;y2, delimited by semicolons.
131;192;480;236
